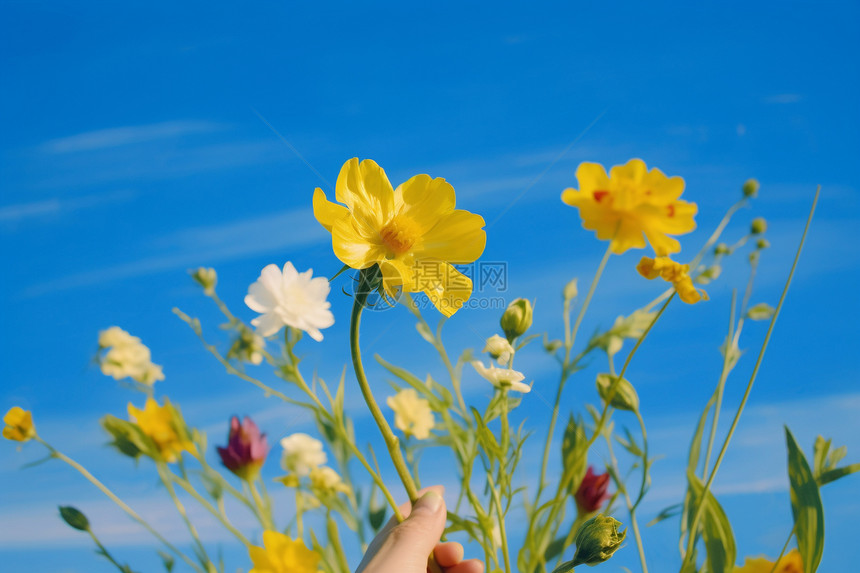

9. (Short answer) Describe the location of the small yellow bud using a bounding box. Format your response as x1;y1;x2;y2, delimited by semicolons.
751;217;767;234
742;178;759;198
714;243;731;256
563;278;579;301
500;298;533;341
190;267;217;294
756;238;770;250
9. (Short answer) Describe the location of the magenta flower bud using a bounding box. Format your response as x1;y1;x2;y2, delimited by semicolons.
575;466;611;514
217;416;268;480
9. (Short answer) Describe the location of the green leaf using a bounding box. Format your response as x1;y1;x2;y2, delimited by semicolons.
816;463;860;486
415;321;435;344
647;503;682;527
785;426;824;573
686;469;736;573
158;551;175;573
746;302;775;320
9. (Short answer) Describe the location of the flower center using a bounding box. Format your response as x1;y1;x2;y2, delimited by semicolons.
380;215;420;255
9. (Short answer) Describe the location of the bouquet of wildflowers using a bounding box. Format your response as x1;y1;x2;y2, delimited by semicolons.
5;157;857;573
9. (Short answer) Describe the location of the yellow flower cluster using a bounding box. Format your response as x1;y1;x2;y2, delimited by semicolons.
637;256;707;304
387;388;435;440
734;549;803;573
3;407;35;442
127;397;196;463
249;531;320;573
562;158;697;256
313;158;486;317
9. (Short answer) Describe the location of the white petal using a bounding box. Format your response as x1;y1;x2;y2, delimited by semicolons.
245;281;277;313
251;312;284;337
281;261;299;282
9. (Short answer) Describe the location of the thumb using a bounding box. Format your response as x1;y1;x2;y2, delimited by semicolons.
376;490;447;571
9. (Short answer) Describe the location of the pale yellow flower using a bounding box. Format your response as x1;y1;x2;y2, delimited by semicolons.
3;407;35;442
472;361;530;393
562;159;697;255
313;158;486;317
280;433;327;477
127;398;196;463
248;531;320;573
386;389;435;440
309;466;350;496
734;549;803;573
98;327;165;385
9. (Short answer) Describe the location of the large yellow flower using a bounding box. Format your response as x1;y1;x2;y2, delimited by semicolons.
562;159;697;255
313;158;486;317
734;549;803;573
127;397;196;463
3;406;36;442
249;530;320;573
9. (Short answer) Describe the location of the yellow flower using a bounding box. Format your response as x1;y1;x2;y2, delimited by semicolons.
249;530;320;573
735;549;803;573
387;388;435;440
127;398;196;463
309;466;351;496
637;256;708;304
3;407;35;442
562;159;697;255
313;158;487;317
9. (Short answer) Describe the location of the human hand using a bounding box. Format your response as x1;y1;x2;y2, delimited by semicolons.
355;486;484;573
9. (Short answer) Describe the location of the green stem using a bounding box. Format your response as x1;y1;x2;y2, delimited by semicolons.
157;464;215;573
87;528;129;572
605;431;648;573
702;291;737;477
487;468;512;573
683;186;820;564
37;438;203;573
249;477;275;531
767;525;796;573
349;282;419;504
166;470;251;547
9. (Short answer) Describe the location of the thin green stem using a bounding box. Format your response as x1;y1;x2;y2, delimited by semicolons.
605;431;648;573
249;477;276;531
157;464;215;573
349;290;419;504
767;525;796;573
87;529;129;572
702;291;737;477
166;470;251;547
36;438;203;573
487;469;512;573
684;186;820;564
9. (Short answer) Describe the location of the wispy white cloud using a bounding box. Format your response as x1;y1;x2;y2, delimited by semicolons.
20;207;328;297
763;94;804;105
0;190;137;226
40;121;225;154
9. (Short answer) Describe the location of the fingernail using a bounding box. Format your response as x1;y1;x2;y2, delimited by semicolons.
413;491;443;514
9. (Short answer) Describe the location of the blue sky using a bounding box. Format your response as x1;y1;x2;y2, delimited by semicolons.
2;1;859;571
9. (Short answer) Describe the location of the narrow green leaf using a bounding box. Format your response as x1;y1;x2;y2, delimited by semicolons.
816;463;860;486
785;426;824;573
686;469;736;573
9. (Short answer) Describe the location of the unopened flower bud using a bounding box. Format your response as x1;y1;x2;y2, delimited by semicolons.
714;243;731;256
59;506;90;531
544;338;563;353
217;416;268;480
596;373;639;412
563;278;579;301
751;217;767;234
571;515;626;567
742;179;759;198
483;334;514;364
756;238;770;250
500;298;533;341
575;467;611;514
191;267;218;294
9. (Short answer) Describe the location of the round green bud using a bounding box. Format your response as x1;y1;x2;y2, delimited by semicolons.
572;514;626;567
596;373;639;412
750;217;767;234
500;298;533;341
563;278;579;301
714;243;731;256
59;506;90;531
756;238;770;250
742;178;760;198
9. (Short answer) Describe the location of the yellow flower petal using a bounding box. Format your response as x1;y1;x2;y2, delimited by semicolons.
419;210;487;263
393;174;456;233
3;407;36;442
421;262;473;317
335;157;395;228
312;188;349;232
331;219;385;270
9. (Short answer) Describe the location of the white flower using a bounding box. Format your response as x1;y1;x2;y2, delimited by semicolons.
309;466;350;495
471;361;530;393
245;262;335;342
98;327;165;385
386;389;435;440
483;334;514;365
280;433;327;477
